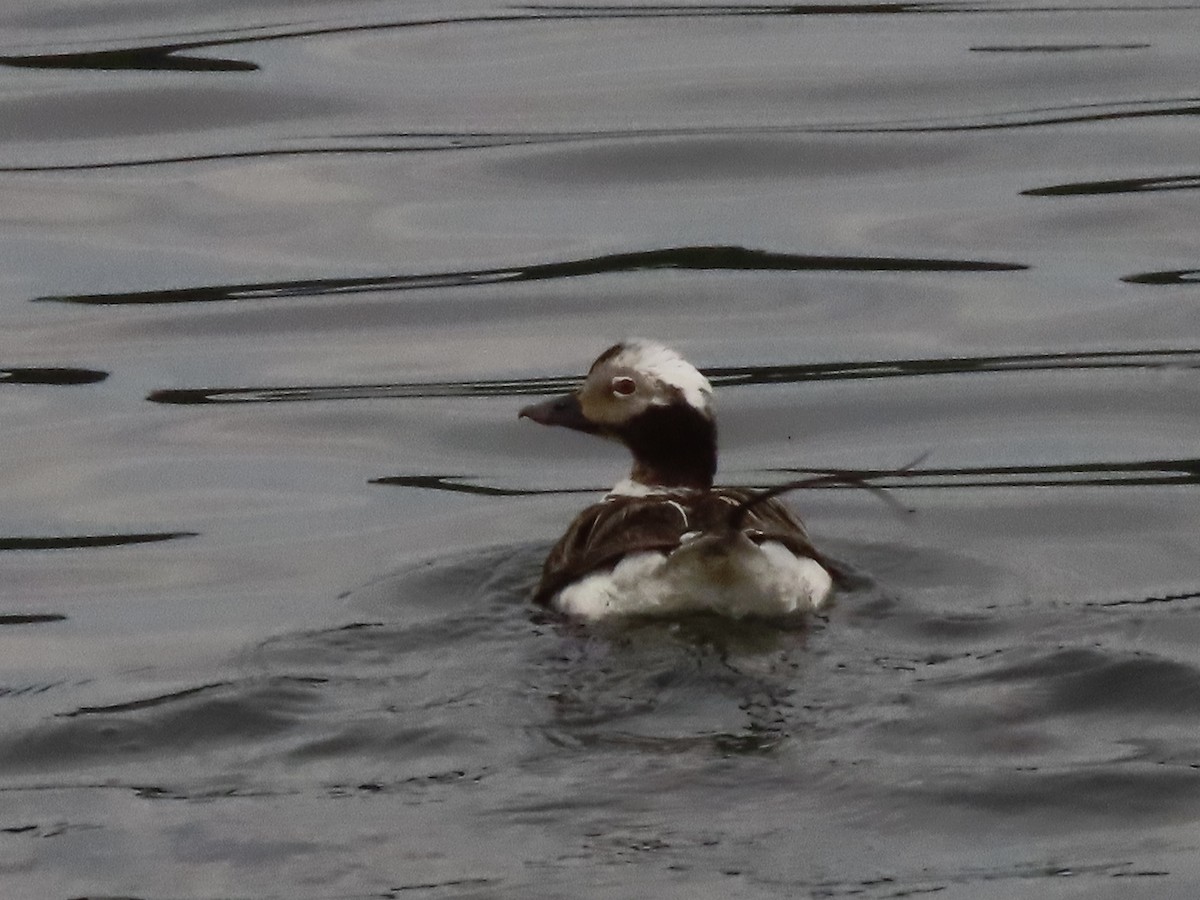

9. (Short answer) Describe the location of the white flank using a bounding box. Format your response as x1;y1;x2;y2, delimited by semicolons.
553;537;832;622
612;340;713;413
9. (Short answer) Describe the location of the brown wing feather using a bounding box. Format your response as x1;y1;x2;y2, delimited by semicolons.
533;497;688;604
700;489;825;562
533;488;832;605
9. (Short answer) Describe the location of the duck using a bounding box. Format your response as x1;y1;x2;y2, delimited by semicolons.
519;339;834;621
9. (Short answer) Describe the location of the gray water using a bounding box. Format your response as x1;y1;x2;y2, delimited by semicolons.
3;1;1200;897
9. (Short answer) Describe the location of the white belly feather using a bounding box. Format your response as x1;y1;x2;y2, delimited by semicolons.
553;533;833;622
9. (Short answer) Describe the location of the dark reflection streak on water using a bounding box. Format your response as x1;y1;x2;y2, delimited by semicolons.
826;102;1200;133
0;532;197;551
0;367;107;385
131;785;282;801
971;43;1152;52
148;380;581;404
0;3;1191;73
57;682;231;719
0;146;470;175
38;246;1026;306
1123;269;1200;285
515;2;957;16
0;781;282;795
385;877;498;892
803;456;1200;477
705;348;1200;384
1025;174;1200;196
373;458;1200;495
852;474;1199;487
0;16;517;73
777;457;1200;488
804;861;1167;895
7;7;882;74
0;614;67;626
1092;590;1200;608
6;102;1200;173
3;96;1195;174
0;48;258;72
0;125;890;175
0;0;1077;75
369;475;593;496
146;348;1200;406
527;3;1200;10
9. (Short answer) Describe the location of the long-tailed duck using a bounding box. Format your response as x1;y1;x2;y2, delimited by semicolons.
519;340;834;621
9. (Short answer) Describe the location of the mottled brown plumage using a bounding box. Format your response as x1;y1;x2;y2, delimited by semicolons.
532;488;828;605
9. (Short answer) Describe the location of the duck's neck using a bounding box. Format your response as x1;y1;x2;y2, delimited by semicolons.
618;404;717;491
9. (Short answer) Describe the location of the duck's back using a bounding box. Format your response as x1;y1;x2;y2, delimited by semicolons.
533;489;832;617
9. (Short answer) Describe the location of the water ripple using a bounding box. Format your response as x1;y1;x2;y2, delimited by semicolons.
971;42;1152;52
370;476;586;496
831;97;1200;133
13;0;1174;74
6;100;1199;172
940;647;1200;715
773;456;1200;489
147;347;1200;406
0;367;107;386
0;614;67;627
0;47;257;72
1091;590;1200;608
1026;173;1200;196
0;532;197;552
373;457;1200;495
59;681;233;719
0;676;326;773
1123;269;1200;285
36;246;1025;306
1;5;959;74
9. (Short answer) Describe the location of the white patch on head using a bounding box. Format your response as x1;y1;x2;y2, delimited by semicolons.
610;340;712;414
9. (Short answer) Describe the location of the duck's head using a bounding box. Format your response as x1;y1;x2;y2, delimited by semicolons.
519;340;717;490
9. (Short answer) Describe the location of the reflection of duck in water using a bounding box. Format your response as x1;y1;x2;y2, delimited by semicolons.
519;340;834;621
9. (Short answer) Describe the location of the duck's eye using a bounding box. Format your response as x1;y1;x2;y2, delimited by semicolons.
611;376;637;397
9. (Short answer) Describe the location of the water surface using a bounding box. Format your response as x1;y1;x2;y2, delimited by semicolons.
2;1;1200;897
